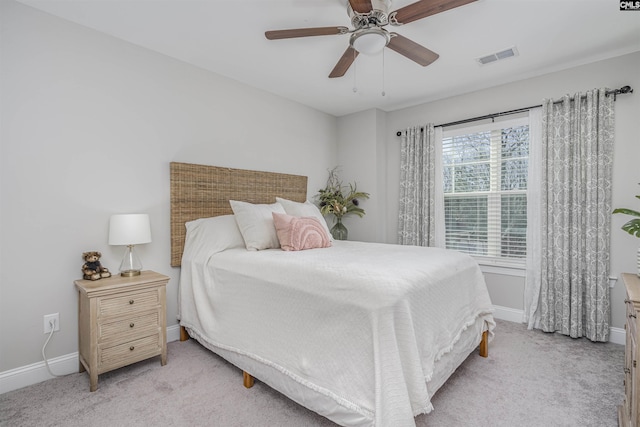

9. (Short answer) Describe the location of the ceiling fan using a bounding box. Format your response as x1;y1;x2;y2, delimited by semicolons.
265;0;477;78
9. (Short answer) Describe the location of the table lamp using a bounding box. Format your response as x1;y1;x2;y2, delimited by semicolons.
108;214;152;277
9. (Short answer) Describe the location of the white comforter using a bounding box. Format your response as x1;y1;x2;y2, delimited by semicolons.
179;220;494;427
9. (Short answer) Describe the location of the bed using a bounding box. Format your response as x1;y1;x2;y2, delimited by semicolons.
170;162;495;427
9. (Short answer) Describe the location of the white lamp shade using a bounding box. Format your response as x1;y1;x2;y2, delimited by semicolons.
108;214;152;246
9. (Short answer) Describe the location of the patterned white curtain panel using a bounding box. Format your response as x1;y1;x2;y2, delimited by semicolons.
398;124;444;247
536;88;614;342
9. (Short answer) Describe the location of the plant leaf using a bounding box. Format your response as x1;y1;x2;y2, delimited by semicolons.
621;219;640;237
613;208;640;217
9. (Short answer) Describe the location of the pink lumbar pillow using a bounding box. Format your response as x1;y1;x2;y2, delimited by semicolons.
272;212;331;251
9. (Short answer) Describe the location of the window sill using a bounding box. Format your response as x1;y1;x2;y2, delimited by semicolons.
474;259;619;288
475;258;525;277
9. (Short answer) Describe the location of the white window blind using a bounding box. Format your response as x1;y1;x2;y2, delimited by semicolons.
442;117;529;263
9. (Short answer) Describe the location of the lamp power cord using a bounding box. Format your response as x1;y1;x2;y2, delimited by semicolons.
42;319;65;378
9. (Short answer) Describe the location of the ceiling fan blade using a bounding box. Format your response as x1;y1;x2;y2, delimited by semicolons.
391;0;477;25
265;26;348;40
329;46;359;78
349;0;373;14
387;33;439;66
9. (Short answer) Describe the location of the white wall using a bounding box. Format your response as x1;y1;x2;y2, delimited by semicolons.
336;109;388;242
0;1;337;372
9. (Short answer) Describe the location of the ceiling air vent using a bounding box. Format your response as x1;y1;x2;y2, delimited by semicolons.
476;47;519;65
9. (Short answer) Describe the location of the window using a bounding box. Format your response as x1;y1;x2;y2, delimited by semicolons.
442;118;529;264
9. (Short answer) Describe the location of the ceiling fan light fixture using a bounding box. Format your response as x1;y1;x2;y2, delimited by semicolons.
350;28;390;55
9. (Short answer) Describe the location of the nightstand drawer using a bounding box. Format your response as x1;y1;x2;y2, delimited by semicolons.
98;310;161;343
99;334;161;372
97;289;159;319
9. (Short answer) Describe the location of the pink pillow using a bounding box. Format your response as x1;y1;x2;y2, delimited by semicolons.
272;212;331;251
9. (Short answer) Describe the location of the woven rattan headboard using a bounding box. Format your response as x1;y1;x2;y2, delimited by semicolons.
170;162;308;266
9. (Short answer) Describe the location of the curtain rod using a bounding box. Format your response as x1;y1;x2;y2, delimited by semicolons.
395;85;633;136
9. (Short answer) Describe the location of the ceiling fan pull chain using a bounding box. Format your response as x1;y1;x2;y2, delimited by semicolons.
381;50;385;96
353;49;358;93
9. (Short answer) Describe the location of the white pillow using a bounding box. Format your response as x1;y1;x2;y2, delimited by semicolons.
182;215;245;263
276;197;333;241
229;200;286;250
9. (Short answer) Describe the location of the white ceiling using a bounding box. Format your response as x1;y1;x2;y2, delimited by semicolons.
16;0;640;117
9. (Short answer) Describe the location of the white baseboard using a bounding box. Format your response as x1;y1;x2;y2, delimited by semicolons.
0;315;625;395
492;304;626;345
492;304;525;323
0;324;183;395
0;352;79;395
609;327;625;346
166;324;181;343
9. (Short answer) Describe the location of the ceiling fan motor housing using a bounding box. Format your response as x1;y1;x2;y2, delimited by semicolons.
348;0;392;28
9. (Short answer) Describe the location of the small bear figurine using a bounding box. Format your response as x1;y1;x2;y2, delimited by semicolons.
82;251;111;281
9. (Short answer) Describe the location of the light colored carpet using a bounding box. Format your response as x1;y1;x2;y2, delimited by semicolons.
0;320;624;427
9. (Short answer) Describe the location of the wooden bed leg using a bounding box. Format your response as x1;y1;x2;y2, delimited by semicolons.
479;330;488;358
180;326;190;342
243;371;255;388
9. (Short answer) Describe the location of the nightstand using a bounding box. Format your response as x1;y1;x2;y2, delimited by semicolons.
74;270;169;392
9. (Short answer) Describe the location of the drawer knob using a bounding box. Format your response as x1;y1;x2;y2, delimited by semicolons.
129;299;134;305
129;323;135;328
129;346;135;351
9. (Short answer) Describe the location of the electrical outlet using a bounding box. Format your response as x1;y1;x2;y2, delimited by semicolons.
43;313;59;334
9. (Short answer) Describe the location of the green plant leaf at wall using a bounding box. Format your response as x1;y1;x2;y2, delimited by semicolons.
613;193;640;238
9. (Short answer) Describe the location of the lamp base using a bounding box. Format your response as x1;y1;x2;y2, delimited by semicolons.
120;270;141;277
118;245;143;277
